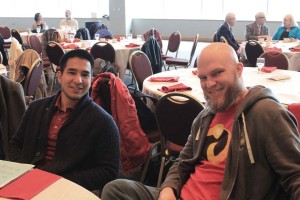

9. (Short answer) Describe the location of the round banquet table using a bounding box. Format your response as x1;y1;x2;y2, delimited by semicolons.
142;67;300;106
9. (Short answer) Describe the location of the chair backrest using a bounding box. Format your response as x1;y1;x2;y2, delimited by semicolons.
0;26;11;40
156;93;204;148
213;32;218;42
28;35;42;55
129;50;153;90
11;29;23;45
85;22;102;39
0;52;2;64
165;31;181;57
75;28;91;40
23;59;43;97
288;103;300;134
245;40;264;67
188;34;199;65
259;51;289;70
90;41;115;64
143;29;163;52
46;41;65;71
220;36;228;44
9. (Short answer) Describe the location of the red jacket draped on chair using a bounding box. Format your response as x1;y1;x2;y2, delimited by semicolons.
91;72;150;173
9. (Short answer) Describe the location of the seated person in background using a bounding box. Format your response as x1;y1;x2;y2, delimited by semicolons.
9;49;120;191
273;14;300;40
101;43;300;200
93;24;113;39
216;13;241;54
245;12;270;41
60;9;79;31
32;13;47;33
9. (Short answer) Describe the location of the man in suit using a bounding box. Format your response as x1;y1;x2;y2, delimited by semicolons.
216;13;240;54
245;12;270;41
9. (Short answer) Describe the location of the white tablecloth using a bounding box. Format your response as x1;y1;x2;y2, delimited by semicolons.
64;39;142;80
143;67;300;105
241;40;300;71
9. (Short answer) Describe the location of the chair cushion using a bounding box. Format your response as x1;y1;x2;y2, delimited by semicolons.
165;57;189;65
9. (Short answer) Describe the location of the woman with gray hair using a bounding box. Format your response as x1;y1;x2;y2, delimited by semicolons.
273;14;300;40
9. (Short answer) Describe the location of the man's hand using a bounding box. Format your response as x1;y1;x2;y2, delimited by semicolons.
158;187;176;200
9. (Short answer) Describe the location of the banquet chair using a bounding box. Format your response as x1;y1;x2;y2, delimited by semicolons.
213;32;218;42
245;40;264;67
155;93;204;187
129;50;153;91
287;103;300;134
28;34;50;66
259;51;289;70
165;34;199;70
161;31;181;70
90;42;118;74
23;58;43;105
11;29;24;48
220;36;228;43
0;52;2;64
0;26;11;50
143;28;163;53
90;41;115;64
46;41;65;94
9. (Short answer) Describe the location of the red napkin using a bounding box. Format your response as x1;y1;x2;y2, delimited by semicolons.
73;38;81;42
149;76;179;82
261;66;277;73
61;43;80;49
264;47;282;52
158;83;192;93
0;169;61;200
192;69;198;75
290;48;300;52
125;43;140;48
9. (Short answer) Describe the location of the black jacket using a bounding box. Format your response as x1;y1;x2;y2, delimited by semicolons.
9;91;120;191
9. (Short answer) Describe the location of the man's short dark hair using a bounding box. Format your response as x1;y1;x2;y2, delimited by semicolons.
34;13;40;22
59;49;94;73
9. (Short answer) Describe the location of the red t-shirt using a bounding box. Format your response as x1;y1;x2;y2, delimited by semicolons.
181;103;239;200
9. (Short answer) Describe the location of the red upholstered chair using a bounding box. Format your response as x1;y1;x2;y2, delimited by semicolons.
155;93;204;186
129;50;153;91
165;34;199;70
23;59;43;105
0;26;11;49
161;31;181;70
259;51;289;70
46;41;65;94
245;40;264;67
287;103;300;133
143;28;163;53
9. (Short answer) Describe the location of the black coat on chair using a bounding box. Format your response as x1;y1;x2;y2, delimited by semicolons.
141;36;163;74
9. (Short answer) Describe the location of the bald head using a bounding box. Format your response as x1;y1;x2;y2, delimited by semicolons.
197;43;239;70
65;10;72;19
197;43;246;112
225;13;236;27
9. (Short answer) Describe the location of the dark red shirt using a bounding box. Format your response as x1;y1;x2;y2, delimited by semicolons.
43;95;71;166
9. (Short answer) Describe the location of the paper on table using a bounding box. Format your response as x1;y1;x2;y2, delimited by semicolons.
268;74;291;81
0;160;34;188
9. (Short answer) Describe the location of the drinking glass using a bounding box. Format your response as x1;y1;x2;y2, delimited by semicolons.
94;33;100;40
68;34;75;43
256;57;265;71
36;26;41;33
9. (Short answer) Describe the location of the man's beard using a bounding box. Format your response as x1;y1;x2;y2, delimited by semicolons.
205;76;243;113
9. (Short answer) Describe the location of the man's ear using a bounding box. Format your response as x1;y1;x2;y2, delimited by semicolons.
57;71;62;84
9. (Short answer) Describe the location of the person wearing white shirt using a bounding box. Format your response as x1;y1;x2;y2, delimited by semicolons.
60;10;79;31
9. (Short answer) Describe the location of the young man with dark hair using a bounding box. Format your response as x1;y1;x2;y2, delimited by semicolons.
9;49;120;191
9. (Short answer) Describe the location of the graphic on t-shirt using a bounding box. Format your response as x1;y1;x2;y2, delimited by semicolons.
202;124;232;164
